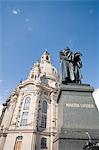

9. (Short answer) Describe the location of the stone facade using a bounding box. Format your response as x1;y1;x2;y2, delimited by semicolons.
0;51;58;150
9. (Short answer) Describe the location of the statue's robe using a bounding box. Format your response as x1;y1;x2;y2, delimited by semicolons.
60;52;75;82
74;57;82;83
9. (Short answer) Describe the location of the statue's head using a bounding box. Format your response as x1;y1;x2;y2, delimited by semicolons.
64;47;70;51
63;47;70;55
74;52;82;57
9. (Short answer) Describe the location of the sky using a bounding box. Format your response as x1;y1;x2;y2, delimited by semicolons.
0;0;99;105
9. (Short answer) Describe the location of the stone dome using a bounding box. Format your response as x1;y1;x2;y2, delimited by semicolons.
28;51;58;82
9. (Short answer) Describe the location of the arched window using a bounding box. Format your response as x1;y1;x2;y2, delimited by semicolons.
40;101;47;128
23;97;31;110
20;112;28;126
52;67;54;73
46;55;49;61
41;137;47;149
42;101;47;113
40;114;47;128
14;136;23;150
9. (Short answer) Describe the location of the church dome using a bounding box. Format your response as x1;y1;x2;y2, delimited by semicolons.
28;51;58;82
40;51;58;81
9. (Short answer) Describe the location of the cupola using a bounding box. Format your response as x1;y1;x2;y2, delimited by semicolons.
40;51;50;63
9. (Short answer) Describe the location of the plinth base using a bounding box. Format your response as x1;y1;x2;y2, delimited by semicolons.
53;129;99;150
54;84;99;150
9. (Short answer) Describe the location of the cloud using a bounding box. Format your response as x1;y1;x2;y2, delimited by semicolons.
93;88;99;111
12;10;18;15
12;9;21;15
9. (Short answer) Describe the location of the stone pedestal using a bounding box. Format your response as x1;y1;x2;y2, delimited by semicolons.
54;84;99;150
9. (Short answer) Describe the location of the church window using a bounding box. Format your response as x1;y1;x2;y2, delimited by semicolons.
40;114;47;128
31;74;34;79
35;75;37;79
40;101;47;128
52;68;54;72
46;55;49;60
42;101;47;113
14;136;23;150
41;137;47;149
23;97;31;110
20;112;28;126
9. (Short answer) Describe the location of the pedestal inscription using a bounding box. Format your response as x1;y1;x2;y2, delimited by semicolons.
53;84;99;150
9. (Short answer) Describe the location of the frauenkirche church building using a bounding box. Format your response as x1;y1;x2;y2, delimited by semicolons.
0;51;59;150
0;49;99;150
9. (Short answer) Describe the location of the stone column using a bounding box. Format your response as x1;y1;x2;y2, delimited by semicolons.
0;94;18;150
31;87;41;150
9;94;21;129
1;94;18;130
0;132;7;150
50;92;56;150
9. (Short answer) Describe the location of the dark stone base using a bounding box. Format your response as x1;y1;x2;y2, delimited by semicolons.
54;138;99;150
55;83;99;150
53;129;99;150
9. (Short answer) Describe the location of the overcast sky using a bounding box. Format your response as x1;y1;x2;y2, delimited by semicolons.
0;0;99;105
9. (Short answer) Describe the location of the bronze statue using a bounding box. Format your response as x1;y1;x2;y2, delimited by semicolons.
60;47;82;84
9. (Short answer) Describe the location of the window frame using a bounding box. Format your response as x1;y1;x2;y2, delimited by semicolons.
40;101;47;128
41;137;47;149
42;101;47;113
23;97;31;110
40;114;47;128
14;136;23;150
20;112;28;126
